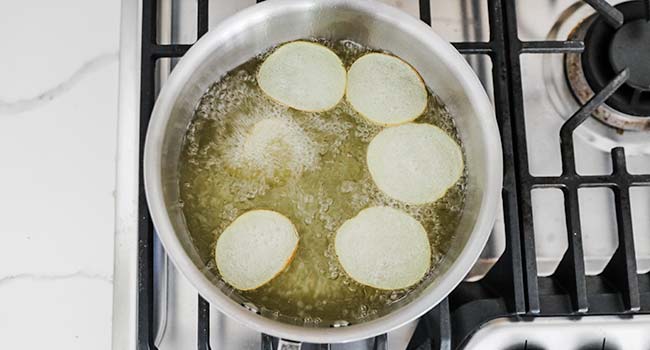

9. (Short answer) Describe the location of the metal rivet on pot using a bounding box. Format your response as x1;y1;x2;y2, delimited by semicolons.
331;320;350;328
241;302;260;314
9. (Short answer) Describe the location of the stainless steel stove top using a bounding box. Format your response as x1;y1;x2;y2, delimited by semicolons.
113;1;650;349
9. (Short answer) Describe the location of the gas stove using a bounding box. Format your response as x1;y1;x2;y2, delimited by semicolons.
113;0;650;349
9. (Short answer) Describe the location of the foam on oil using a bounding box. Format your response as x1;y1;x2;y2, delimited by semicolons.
178;39;466;325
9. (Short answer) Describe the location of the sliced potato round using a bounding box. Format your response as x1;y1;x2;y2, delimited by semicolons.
257;41;346;112
367;123;464;205
215;210;299;290
335;206;431;290
346;53;427;125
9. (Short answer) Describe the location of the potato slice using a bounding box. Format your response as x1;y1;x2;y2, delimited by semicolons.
346;53;427;125
367;123;463;205
335;206;431;290
215;210;299;290
257;41;346;112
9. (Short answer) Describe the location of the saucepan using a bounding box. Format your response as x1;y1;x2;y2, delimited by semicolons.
144;0;502;346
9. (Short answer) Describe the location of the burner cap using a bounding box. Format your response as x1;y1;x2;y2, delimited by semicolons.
582;1;650;117
609;20;650;91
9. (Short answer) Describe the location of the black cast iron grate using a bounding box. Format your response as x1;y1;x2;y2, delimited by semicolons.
136;1;650;349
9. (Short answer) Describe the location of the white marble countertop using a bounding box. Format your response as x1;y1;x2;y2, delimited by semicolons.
0;1;120;349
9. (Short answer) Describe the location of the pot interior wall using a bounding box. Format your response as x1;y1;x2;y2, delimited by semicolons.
158;1;490;327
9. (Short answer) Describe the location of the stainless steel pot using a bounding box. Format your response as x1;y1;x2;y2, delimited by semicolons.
144;0;502;345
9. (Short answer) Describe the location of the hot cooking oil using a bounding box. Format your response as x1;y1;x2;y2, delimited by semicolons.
178;39;466;324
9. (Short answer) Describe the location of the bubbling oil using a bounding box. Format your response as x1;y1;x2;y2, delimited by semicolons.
178;39;466;325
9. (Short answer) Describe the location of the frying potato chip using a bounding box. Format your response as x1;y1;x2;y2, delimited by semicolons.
216;210;299;290
367;123;463;204
347;53;427;125
258;41;346;112
335;206;431;290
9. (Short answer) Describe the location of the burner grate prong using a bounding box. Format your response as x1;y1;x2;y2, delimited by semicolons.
197;0;209;37
373;334;388;350
418;0;432;25
452;41;492;54
520;40;584;54
555;185;589;313
584;0;624;29
602;148;641;312
151;44;191;58
198;296;212;350
559;69;630;175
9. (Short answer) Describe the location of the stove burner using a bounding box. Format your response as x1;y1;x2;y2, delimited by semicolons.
545;1;650;151
567;1;650;123
609;20;650;91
